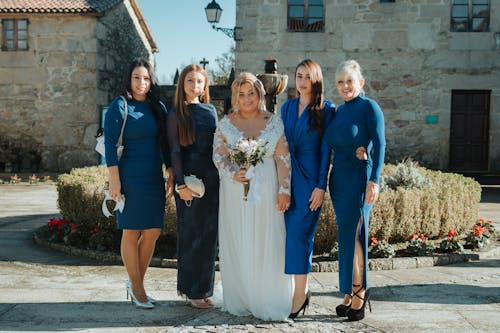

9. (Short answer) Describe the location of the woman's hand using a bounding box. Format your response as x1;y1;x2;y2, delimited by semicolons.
365;181;379;204
233;169;249;184
109;179;122;202
277;193;291;212
309;188;325;211
176;185;199;201
107;166;122;202
166;167;174;198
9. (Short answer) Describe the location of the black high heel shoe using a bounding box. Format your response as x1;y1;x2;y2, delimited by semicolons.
347;285;372;321
288;290;311;319
335;303;350;317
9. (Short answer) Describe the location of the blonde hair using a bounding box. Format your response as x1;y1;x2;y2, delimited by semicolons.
230;72;267;113
335;59;365;94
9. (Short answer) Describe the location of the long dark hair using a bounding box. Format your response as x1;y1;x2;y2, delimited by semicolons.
174;64;210;146
121;58;168;159
296;59;325;134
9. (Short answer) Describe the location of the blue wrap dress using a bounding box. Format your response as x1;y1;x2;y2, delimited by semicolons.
324;94;385;294
281;98;335;274
104;97;167;230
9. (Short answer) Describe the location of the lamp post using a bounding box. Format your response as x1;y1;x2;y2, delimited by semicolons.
205;0;242;41
257;58;288;113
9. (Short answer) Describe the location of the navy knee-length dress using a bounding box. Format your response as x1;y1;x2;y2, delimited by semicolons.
323;94;385;295
281;98;335;274
104;97;167;230
167;103;219;299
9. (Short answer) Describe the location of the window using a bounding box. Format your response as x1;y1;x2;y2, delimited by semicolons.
451;0;490;32
2;19;29;51
287;0;324;32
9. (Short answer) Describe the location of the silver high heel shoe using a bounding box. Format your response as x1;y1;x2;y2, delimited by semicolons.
126;282;154;309
126;280;158;304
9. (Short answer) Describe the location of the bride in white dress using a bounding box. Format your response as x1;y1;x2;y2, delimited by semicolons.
213;72;294;321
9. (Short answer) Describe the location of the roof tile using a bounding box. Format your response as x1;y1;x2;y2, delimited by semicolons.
0;0;122;14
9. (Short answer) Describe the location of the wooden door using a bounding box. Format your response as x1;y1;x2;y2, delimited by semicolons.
449;90;490;172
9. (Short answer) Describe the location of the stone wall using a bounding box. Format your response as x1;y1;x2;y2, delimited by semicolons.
0;15;98;172
235;0;500;171
0;0;154;172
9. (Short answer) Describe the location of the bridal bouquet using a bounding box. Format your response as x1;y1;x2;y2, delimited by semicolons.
228;137;268;200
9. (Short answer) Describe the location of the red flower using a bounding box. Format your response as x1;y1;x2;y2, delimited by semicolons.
48;218;58;230
448;228;458;238
70;223;77;231
479;217;485;223
90;227;102;234
370;237;378;245
411;234;418;241
486;219;493;224
472;225;484;237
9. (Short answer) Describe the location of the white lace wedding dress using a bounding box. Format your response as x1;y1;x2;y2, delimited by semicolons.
213;114;294;321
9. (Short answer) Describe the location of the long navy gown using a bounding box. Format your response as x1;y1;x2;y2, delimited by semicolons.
104;97;167;230
281;98;335;273
167;103;219;300
323;94;385;295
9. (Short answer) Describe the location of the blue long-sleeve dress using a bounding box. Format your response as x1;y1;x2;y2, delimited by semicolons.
323;94;385;294
104;97;167;230
167;103;219;300
281;98;335;274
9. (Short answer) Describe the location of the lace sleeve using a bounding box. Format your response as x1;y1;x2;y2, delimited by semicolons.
274;134;291;195
213;125;238;179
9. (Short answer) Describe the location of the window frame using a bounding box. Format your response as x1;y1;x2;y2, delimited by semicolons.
1;18;29;51
287;0;325;33
450;0;490;32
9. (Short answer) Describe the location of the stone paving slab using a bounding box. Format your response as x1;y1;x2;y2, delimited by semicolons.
1;184;500;332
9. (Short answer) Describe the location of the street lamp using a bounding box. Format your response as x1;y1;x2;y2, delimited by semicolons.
205;0;242;41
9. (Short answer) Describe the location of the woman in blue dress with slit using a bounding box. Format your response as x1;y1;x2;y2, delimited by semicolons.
167;64;219;309
324;60;386;321
281;59;335;319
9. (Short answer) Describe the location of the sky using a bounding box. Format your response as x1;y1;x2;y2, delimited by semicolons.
136;0;236;84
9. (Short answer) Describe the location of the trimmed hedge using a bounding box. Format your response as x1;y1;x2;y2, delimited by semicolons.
314;164;481;254
55;164;481;257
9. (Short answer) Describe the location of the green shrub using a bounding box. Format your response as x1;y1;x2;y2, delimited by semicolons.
314;162;481;253
55;165;177;256
53;162;481;258
368;237;395;258
406;234;435;256
380;158;432;191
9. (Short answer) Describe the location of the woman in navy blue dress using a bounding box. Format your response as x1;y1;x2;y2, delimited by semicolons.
324;60;386;321
105;58;172;309
167;64;219;309
281;59;335;319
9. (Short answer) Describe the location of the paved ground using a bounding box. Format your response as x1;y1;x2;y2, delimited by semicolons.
0;183;499;333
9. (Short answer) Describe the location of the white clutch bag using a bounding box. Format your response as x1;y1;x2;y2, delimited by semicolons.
176;175;205;198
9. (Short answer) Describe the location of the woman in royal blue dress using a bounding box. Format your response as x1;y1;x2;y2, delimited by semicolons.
281;59;335;319
105;58;173;309
167;64;219;309
324;60;386;321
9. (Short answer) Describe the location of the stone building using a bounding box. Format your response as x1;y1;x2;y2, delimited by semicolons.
0;0;157;172
235;0;500;173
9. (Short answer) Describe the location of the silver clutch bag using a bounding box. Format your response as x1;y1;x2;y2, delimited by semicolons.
176;175;205;198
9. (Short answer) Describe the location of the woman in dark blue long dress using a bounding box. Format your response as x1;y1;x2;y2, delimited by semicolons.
324;60;386;321
167;64;219;309
105;58;172;309
281;59;335;319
